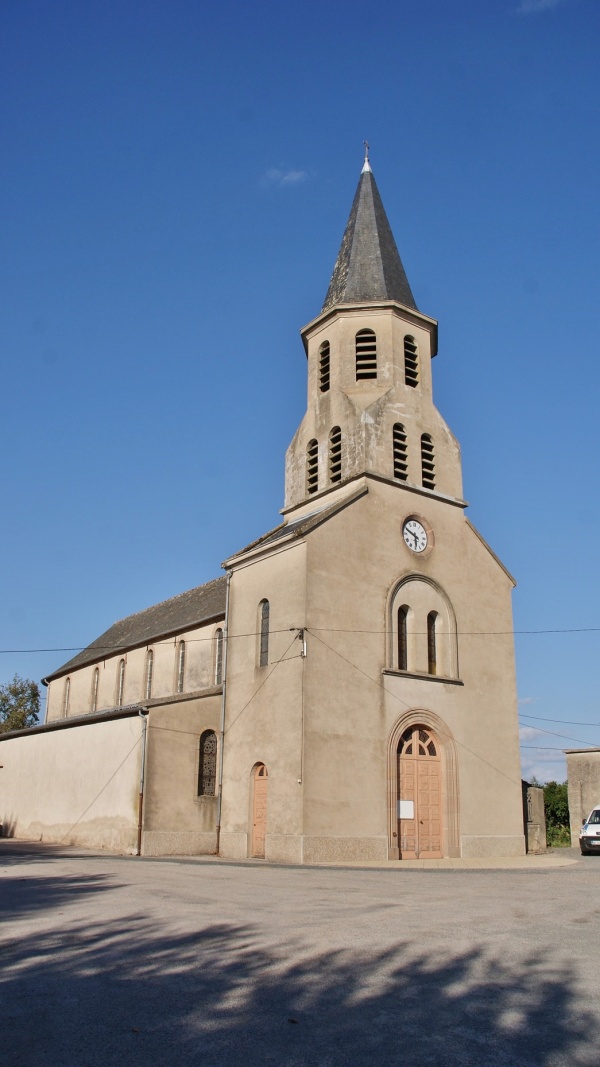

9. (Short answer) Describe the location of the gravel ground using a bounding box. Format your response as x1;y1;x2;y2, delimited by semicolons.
1;841;598;1066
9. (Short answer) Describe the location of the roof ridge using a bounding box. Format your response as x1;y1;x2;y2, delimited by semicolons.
108;574;226;626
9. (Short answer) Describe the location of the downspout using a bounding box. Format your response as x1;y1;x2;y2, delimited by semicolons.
215;570;232;855
136;707;149;856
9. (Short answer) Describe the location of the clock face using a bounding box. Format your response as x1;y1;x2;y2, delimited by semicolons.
403;519;428;553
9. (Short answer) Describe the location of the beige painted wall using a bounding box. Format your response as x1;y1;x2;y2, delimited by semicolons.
142;694;222;856
567;750;600;844
0;714;142;851
46;617;224;721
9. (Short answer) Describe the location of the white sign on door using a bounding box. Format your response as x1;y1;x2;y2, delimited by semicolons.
398;800;414;819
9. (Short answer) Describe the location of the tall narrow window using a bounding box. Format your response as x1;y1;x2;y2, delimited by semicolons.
307;439;319;495
319;341;330;392
214;628;224;685
91;668;99;713
427;612;438;675
117;659;126;705
355;329;377;380
393;423;408;481
177;641;186;693
404;335;418;387
398;606;408;671
145;649;154;700
198;730;217;796
259;599;270;667
329;426;342;483
63;677;71;717
421;434;435;490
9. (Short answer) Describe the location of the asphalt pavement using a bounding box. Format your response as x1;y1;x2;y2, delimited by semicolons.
1;841;598;1066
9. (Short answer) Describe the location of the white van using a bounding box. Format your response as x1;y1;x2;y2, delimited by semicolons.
579;806;600;855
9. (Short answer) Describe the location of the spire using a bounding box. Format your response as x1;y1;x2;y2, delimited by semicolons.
322;155;417;313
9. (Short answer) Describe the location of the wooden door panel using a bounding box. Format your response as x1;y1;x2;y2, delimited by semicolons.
252;766;268;858
398;727;442;859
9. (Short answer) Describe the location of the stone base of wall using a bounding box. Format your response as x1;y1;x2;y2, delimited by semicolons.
218;831;249;859
301;835;389;865
460;835;526;858
11;818;138;854
141;831;217;856
265;834;303;864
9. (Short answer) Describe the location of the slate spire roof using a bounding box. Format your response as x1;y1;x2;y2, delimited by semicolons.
322;156;418;313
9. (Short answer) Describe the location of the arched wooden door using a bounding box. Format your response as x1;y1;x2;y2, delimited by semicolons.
251;763;268;858
398;726;442;859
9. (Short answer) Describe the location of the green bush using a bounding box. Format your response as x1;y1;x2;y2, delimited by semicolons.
543;781;570;848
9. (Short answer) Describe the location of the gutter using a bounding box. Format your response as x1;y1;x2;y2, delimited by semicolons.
215;570;232;855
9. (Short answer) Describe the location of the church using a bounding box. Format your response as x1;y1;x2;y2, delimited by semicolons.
0;156;526;862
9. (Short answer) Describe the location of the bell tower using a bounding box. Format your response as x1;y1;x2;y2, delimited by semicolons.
284;154;463;513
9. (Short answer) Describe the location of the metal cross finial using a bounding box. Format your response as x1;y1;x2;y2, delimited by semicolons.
363;140;370;163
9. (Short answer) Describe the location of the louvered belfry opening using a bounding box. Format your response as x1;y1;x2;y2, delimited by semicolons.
404;335;418;387
355;329;377;380
393;423;408;481
319;341;330;392
329;426;342;483
307;439;319;494
421;434;435;490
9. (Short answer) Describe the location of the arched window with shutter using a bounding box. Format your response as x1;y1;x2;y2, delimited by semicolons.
259;599;270;667
214;628;224;685
307;439;319;495
355;329;377;380
329;426;342;483
117;659;126;706
404;335;418;387
393;423;408;481
145;650;153;700
427;612;438;675
198;730;217;796
63;677;71;717
177;641;186;693
421;434;435;490
398;606;409;671
319;341;330;392
91;668;99;713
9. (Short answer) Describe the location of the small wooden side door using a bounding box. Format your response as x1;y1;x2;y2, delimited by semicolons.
252;763;268;858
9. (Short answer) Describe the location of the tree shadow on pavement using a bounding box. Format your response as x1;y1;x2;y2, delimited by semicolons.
2;896;595;1067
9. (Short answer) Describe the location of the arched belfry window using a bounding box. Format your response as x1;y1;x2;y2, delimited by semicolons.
117;659;126;706
404;335;418;387
259;599;270;667
145;649;154;700
388;575;459;680
198;730;217;796
397;606;409;671
63;676;71;717
393;423;408;482
319;341;330;393
214;628;224;685
355;329;377;380
427;612;438;675
329;426;342;483
307;439;319;495
177;641;186;693
421;434;435;490
91;667;99;712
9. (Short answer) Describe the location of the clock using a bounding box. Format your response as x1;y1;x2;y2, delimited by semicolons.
403;518;428;553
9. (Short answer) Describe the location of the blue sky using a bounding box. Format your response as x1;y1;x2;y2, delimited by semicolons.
1;0;598;781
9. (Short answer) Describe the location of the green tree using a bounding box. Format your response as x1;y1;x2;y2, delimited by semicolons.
543;780;570;846
0;675;40;734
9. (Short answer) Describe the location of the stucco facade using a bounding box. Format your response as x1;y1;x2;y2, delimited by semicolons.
0;157;525;862
566;748;600;844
